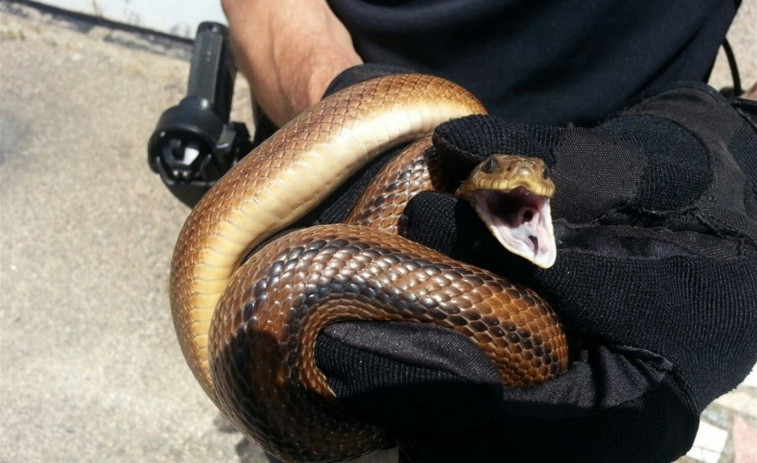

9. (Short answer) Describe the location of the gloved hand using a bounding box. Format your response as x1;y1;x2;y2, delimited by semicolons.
314;77;757;462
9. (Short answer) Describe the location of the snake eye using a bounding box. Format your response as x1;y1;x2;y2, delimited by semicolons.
482;157;498;174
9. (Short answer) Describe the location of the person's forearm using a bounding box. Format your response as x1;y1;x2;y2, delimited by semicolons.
221;0;363;126
746;81;757;100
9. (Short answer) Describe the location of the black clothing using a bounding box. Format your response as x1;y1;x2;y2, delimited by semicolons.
328;0;738;126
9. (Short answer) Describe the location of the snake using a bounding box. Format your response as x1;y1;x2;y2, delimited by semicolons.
170;74;568;463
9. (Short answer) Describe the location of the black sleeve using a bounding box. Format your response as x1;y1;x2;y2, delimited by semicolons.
328;0;738;126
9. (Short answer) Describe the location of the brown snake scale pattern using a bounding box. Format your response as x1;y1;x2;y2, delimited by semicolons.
170;75;568;462
344;136;446;233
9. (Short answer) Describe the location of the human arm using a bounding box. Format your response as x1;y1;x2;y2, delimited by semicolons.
747;81;757;99
220;0;362;126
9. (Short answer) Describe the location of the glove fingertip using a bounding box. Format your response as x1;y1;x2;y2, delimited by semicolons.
433;116;562;169
432;115;495;171
317;321;504;433
401;191;460;254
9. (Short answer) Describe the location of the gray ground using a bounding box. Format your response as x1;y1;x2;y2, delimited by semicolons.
0;2;755;463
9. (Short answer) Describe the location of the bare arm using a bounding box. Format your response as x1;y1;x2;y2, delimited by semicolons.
746;81;757;100
221;0;363;126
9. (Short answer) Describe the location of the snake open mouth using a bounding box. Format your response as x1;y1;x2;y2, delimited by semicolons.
471;186;556;268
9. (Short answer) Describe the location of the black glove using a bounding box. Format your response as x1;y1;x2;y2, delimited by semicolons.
314;82;757;462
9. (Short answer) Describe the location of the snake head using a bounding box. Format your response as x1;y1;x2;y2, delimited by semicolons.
457;155;556;268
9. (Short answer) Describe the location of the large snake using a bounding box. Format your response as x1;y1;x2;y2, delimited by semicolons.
170;75;568;462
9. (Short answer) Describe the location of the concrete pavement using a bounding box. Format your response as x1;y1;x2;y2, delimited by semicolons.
0;2;265;461
0;2;755;462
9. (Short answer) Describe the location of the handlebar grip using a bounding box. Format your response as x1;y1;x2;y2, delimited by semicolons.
187;22;236;121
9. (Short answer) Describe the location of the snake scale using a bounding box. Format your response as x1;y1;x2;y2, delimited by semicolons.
170;74;568;462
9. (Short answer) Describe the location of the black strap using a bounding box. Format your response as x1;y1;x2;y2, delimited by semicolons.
721;38;742;96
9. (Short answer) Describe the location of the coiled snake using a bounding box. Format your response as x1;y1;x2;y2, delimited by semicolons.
170;74;568;462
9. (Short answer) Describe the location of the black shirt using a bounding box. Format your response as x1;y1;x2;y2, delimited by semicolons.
327;0;738;126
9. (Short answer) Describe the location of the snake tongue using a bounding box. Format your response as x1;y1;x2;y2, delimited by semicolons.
471;188;556;268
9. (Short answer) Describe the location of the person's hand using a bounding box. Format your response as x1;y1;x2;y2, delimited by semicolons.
315;82;757;462
221;0;362;126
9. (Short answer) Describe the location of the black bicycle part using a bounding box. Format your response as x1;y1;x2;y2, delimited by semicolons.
147;22;253;207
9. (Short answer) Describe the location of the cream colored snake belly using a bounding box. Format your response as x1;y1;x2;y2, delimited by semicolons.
170;74;568;462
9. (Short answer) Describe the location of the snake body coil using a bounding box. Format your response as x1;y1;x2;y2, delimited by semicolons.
170;75;568;462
